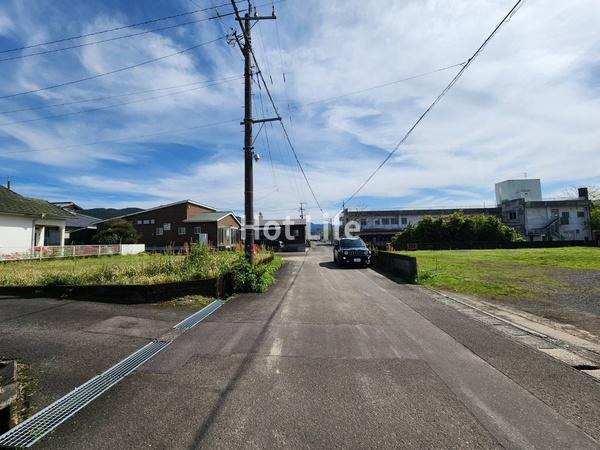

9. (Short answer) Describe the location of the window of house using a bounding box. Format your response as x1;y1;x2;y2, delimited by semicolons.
551;209;559;218
509;212;517;220
360;219;367;227
576;229;580;234
156;228;164;236
401;217;408;225
193;227;202;235
178;227;186;235
560;211;570;225
577;211;585;218
374;218;380;225
143;219;150;225
163;223;171;231
390;217;399;225
136;220;142;225
150;219;155;224
381;218;390;225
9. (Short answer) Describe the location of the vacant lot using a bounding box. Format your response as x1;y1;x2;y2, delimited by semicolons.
396;247;600;334
0;250;275;287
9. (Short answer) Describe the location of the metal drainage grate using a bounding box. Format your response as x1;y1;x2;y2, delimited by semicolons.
173;300;224;330
0;340;169;448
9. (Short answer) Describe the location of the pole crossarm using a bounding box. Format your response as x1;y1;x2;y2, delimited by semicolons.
240;117;281;125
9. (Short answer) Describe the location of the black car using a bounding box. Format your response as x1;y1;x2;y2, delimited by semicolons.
333;238;371;267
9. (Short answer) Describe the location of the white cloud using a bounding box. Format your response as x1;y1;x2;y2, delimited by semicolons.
1;0;599;216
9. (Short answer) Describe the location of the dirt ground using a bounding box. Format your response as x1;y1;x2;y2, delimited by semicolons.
485;267;600;337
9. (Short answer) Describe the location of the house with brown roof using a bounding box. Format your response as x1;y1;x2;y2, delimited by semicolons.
78;200;241;250
0;185;72;253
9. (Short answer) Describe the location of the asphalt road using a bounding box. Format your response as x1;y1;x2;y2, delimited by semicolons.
7;246;600;449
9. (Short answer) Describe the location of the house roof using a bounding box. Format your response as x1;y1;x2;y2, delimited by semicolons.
184;211;241;226
65;212;101;229
256;218;307;227
93;199;216;224
344;207;501;217
0;186;72;219
52;201;83;211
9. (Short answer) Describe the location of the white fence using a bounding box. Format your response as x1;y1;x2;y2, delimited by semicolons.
0;244;145;261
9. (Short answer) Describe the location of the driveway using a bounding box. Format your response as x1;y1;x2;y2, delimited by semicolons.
0;296;192;412
3;246;600;448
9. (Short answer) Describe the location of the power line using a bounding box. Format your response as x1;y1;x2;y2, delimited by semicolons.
0;77;242;126
296;62;466;108
0;2;233;55
0;12;237;63
254;88;279;192
344;0;527;207
0;119;238;156
0;75;242;115
246;42;325;214
0;36;224;100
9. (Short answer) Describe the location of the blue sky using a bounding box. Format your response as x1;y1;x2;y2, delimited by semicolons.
0;0;599;220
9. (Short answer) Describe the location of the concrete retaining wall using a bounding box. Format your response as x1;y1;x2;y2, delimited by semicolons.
372;251;418;283
0;275;234;304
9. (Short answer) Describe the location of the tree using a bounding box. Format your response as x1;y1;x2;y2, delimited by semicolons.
92;219;139;244
591;205;600;233
390;212;522;248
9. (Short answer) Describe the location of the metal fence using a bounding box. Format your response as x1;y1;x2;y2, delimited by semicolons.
0;244;144;261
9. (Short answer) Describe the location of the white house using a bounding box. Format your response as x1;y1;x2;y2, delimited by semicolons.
0;185;72;254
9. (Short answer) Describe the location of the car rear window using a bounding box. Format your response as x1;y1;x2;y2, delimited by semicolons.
340;239;365;248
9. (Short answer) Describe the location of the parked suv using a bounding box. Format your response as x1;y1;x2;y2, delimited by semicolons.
333;238;371;267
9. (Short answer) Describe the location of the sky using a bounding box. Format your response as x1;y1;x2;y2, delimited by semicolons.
0;0;598;221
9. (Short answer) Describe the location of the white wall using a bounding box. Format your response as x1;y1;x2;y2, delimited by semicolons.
120;244;146;255
525;206;592;240
495;179;543;205
0;214;33;253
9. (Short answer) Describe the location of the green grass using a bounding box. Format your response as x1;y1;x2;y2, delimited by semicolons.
393;247;600;299
0;250;240;286
149;294;215;309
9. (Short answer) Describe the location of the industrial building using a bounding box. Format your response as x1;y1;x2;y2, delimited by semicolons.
342;179;594;246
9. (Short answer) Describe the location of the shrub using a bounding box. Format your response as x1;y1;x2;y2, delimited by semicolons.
92;219;139;244
391;212;523;248
232;255;284;293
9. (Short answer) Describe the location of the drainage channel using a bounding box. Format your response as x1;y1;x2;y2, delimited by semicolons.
174;299;224;330
0;300;224;448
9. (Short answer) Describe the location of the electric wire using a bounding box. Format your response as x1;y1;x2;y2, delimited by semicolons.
0;77;241;126
0;119;238;156
0;2;233;54
0;12;237;63
343;0;527;207
295;62;466;108
0;75;242;115
251;48;324;213
0;36;224;100
230;0;321;212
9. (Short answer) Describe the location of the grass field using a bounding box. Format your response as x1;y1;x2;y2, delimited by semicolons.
0;250;276;287
394;247;600;300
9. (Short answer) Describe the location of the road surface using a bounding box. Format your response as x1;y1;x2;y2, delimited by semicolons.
24;246;600;448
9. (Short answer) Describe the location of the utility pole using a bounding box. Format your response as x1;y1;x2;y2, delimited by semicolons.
299;202;306;219
231;1;279;265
